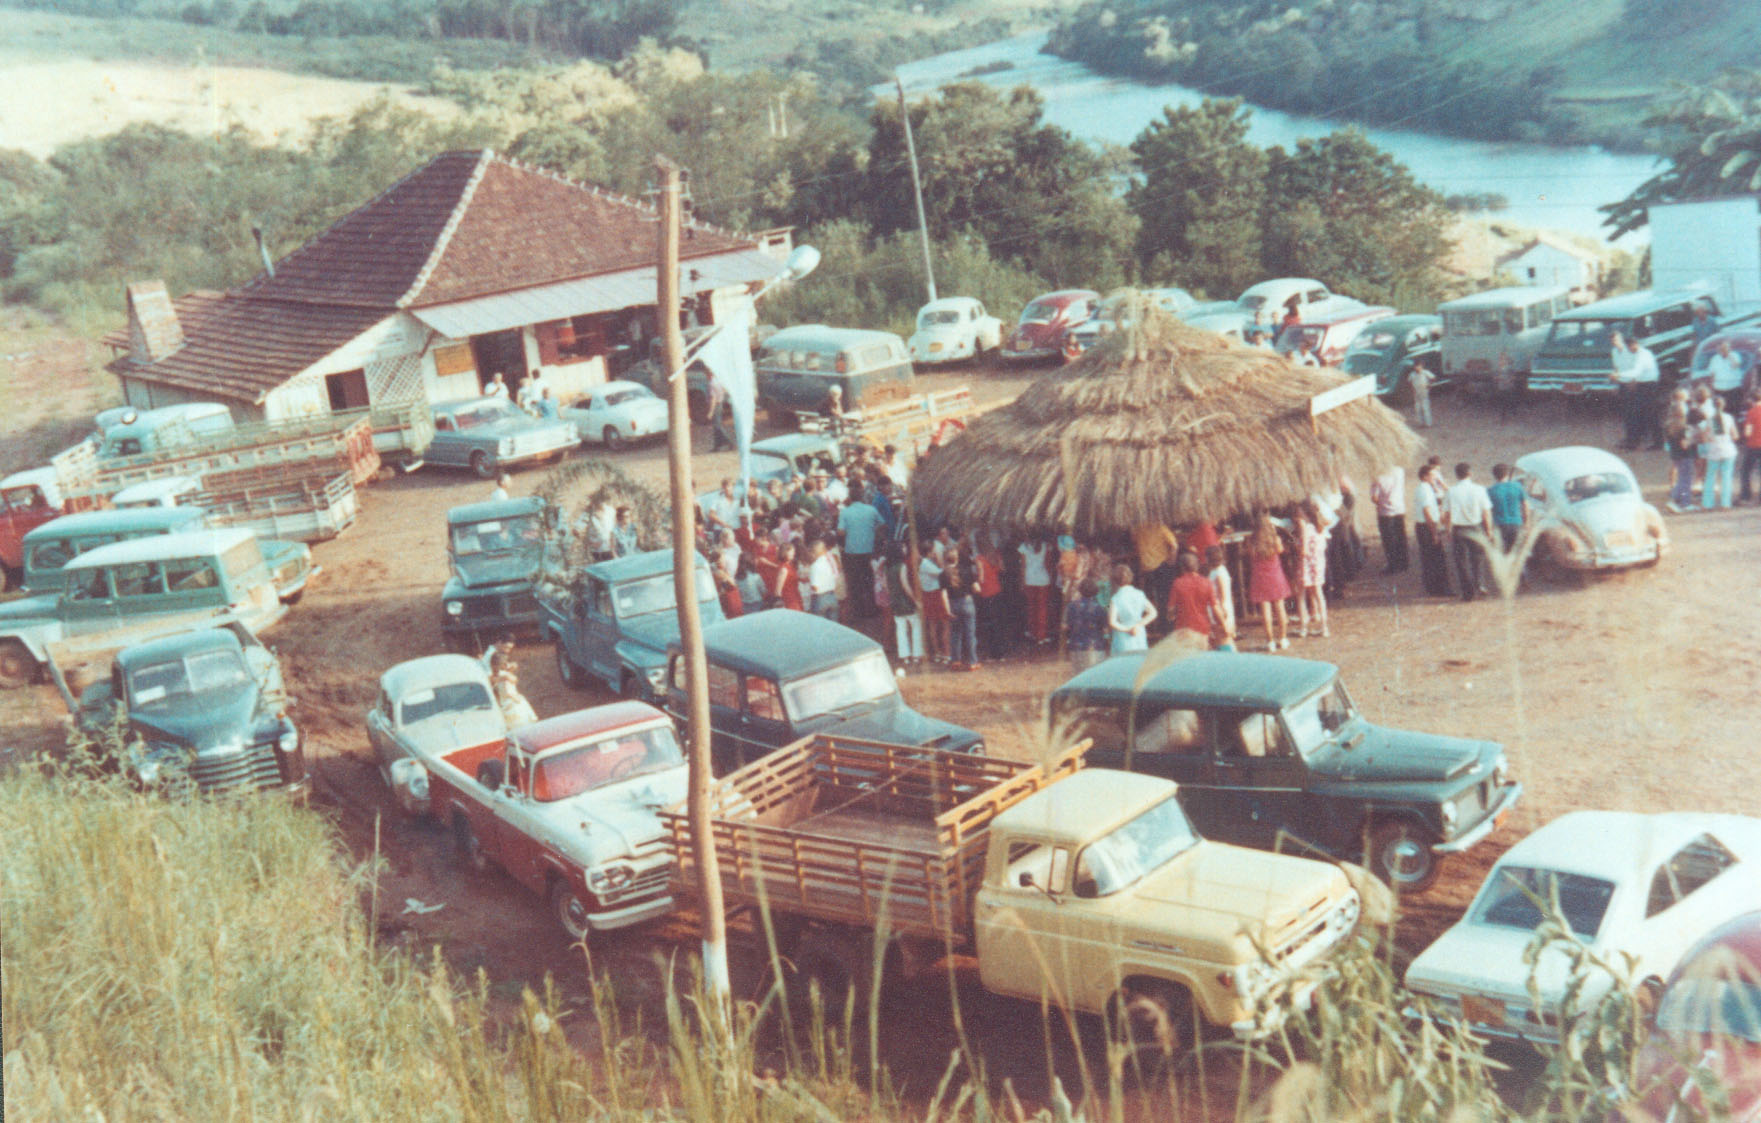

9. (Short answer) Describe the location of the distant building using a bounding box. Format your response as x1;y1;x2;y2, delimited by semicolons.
1496;234;1602;301
104;149;791;421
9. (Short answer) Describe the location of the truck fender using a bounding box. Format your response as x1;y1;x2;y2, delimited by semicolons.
0;629;48;664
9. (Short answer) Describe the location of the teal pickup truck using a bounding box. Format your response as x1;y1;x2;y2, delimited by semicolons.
541;549;722;703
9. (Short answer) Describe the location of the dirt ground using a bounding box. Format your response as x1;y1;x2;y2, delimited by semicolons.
5;340;1758;1109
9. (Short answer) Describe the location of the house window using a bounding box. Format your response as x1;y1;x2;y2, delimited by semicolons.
1527;267;1537;280
325;369;370;411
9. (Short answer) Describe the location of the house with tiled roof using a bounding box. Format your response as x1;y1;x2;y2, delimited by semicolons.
105;149;790;421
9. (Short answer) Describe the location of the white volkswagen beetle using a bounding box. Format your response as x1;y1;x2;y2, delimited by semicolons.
1406;811;1761;1047
908;296;1002;365
1515;446;1667;572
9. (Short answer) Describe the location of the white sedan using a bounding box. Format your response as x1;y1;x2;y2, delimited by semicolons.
908;296;1002;365
365;654;508;816
1515;446;1667;572
560;381;670;451
1405;811;1761;1046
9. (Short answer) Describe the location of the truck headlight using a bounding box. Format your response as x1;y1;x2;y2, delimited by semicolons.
1494;753;1510;786
445;601;463;616
1231;957;1277;997
1440;800;1458;831
277;727;299;753
389;757;430;802
587;863;635;893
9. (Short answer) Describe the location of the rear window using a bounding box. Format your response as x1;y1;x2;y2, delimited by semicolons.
1473;866;1614;939
855;344;895;370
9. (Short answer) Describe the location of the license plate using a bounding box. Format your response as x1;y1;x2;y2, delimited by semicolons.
1495;807;1510;831
1605;531;1633;547
1012;340;1028;351
1561;383;1585;395
1461;995;1506;1027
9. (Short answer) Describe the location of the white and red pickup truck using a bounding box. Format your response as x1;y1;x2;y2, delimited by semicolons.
424;700;688;942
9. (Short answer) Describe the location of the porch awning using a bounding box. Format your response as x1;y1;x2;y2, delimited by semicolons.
410;249;784;339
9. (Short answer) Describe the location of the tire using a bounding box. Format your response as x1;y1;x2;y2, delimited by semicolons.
469;450;494;480
793;927;871;1021
452;812;489;873
1108;981;1192;1078
1369;820;1440;892
0;638;38;690
555;640;584;690
551;876;593;943
603;426;625;451
282;590;304;606
0;565;11;594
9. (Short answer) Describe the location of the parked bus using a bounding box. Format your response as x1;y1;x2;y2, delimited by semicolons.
1439;286;1573;390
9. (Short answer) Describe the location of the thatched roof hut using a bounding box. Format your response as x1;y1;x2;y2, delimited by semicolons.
913;305;1423;536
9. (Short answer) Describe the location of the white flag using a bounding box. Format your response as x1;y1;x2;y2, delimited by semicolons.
696;302;758;486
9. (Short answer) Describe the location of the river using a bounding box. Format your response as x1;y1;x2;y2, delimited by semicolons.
893;33;1660;246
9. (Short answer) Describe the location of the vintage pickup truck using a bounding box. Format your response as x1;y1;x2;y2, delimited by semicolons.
75;623;306;796
424;701;689;941
442;496;550;649
542;548;723;703
665;738;1361;1045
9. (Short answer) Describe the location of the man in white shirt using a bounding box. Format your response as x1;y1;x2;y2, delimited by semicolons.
1442;462;1494;602
1415;462;1451;596
1707;340;1749;399
1626;335;1663;449
1370;466;1408;574
703;477;740;534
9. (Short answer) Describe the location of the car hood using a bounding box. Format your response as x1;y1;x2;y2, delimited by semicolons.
615;613;686;661
1406;923;1606;1008
451;550;542;590
1127;843;1349;947
805;699;981;751
133;685;262;753
556;765;690;863
1308;724;1492;783
405;710;508;759
0;593;60;623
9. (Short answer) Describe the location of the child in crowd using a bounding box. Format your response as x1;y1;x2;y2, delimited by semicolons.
1064;577;1108;670
1204;545;1235;651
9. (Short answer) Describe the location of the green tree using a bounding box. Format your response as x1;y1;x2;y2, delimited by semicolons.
1260;128;1451;307
1603;69;1761;237
862;82;1134;287
1127;98;1266;296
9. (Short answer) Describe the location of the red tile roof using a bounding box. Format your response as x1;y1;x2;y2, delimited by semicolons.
244;149;756;309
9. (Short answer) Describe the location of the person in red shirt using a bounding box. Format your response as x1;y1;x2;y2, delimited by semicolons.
1167;551;1220;639
1739;393;1761;504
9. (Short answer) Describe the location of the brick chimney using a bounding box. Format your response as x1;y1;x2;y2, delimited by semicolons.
126;281;184;363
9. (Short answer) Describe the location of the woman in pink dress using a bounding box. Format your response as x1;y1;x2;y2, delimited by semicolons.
1296;500;1330;638
1246;514;1292;651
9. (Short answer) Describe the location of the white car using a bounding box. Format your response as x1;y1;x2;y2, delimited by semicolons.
1063;288;1196;355
559;380;670;451
1182;299;1256;342
1515;446;1667;572
1237;278;1366;328
365;654;508;816
1405;811;1761;1046
908;296;1002;365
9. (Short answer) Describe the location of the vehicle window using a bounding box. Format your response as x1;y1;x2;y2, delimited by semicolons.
109;438;144;457
451;515;542;555
1005;841;1070;892
668;654;684;691
1305;289;1327;304
1072;797;1198;898
613;570;716;617
164;558;218;591
744;676;784;722
1654;305;1694;334
1528;303;1554;328
1473;866;1615;938
28;540;71;571
1502;310;1523;334
1671;834;1738;900
1021;300;1058;323
399;681;495;725
602;388;650;407
1445;310;1509;337
1646;866;1678;918
1562;472;1635;504
923;309;960;327
112;562;166;597
128;648;248;705
1135;706;1204;755
590;579;612;618
707;664;740;709
222;539;264;580
435;415;456;432
858;344;893;370
1048;697;1127;753
1282;680;1357;755
530;725;684;800
1520;473;1547;502
782;651;898;722
1231;712;1292;758
68;568;109;600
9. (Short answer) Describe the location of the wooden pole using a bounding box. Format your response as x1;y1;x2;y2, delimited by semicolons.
656;157;730;1008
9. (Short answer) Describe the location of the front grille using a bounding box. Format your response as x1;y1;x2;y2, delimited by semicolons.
189;741;284;792
602;863;672;906
512;433;562;457
505;591;538;616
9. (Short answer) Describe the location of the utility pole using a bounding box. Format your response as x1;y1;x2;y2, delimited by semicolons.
656;156;730;1009
896;76;937;304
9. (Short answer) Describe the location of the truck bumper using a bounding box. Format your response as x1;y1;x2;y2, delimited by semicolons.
585;892;675;932
1232;975;1323;1041
1434;782;1522;854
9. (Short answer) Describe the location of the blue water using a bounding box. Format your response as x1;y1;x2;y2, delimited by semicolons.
893;33;1660;246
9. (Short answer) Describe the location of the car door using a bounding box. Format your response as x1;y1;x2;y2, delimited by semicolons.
739;674;791;762
974;836;1078;1001
582;578;618;686
1203;709;1309;852
60;566;122;637
704;662;745;771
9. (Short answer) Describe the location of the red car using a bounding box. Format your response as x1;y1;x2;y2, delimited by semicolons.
1001;289;1099;363
1626;910;1761;1122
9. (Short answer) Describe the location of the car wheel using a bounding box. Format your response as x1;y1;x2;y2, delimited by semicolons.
1369;821;1440;892
281;589;304;606
469;450;494;479
551;877;593;943
603;426;625;451
793;927;875;1020
0;639;38;689
1108;981;1191;1079
555;641;583;690
452;813;489;873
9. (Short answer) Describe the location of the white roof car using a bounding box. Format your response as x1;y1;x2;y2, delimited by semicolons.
908;297;1003;365
1237;278;1366;326
1406;811;1761;1046
111;476;201;509
1515;446;1667;572
558;381;669;451
367;653;507;816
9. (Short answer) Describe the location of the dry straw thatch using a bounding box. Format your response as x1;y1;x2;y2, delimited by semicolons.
913;297;1424;536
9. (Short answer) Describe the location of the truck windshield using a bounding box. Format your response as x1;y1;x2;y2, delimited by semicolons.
783;651;897;721
1544;318;1621;352
1284;679;1359;755
129;648;250;707
451;516;543;556
613;569;716;617
530;724;683;800
1073;797;1198;898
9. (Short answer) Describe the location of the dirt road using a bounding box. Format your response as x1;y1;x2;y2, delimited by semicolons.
5;358;1757;1103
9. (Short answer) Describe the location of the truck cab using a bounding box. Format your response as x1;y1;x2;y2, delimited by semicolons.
547;549;723;702
96;403;233;461
1529;288;1740;395
0;467;65;591
441;496;550;649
